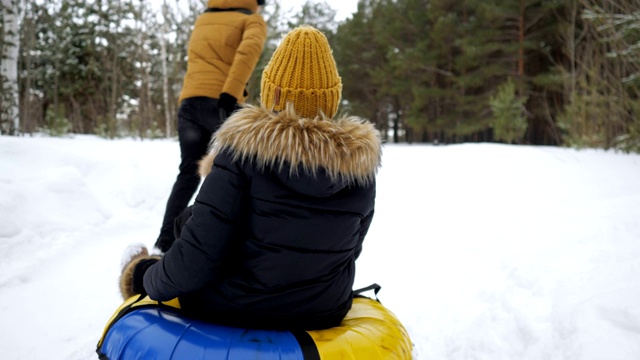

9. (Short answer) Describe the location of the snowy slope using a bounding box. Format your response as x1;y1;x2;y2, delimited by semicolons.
1;135;639;360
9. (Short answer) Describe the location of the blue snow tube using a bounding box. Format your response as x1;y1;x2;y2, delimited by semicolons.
99;307;311;359
97;292;412;360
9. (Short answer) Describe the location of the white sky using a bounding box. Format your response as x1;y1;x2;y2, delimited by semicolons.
278;0;359;22
2;135;640;359
151;0;359;22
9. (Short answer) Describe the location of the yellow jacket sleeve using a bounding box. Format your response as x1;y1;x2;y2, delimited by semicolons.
223;15;267;101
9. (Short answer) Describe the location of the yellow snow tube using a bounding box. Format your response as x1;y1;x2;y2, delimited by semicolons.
311;296;413;359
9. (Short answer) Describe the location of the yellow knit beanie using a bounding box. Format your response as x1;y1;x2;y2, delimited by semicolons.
261;26;342;119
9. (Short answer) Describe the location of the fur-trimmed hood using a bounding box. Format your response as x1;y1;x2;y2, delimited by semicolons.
199;104;381;194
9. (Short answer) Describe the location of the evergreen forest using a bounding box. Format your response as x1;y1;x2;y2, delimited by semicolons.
1;0;639;152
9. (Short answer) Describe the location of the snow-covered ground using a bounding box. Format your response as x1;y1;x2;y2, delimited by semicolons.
1;135;639;360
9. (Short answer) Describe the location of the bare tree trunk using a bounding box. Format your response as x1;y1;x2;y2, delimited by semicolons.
1;0;20;134
20;0;35;133
518;0;525;81
135;0;148;139
110;5;120;138
161;0;172;138
568;0;577;104
52;48;61;131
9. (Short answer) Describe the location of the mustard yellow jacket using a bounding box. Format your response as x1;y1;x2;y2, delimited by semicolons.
178;0;267;103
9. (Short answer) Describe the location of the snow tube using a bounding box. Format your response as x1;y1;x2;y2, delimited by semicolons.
97;293;412;359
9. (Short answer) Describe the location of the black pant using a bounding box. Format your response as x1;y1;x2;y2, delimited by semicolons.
155;97;223;252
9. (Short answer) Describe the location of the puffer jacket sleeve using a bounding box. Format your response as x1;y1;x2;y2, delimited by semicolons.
355;182;376;259
354;208;375;260
143;151;247;301
223;14;267;100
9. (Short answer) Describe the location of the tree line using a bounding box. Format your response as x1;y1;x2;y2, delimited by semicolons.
332;0;640;151
1;0;639;152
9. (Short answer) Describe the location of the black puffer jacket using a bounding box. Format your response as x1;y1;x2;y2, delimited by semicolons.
144;105;381;330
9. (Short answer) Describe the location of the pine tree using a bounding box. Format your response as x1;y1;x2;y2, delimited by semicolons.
333;0;393;141
490;78;528;143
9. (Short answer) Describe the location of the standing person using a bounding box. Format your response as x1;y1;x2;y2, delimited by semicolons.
120;26;382;330
154;0;267;253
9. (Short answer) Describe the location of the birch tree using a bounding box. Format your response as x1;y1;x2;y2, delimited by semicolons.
160;0;171;138
1;0;20;134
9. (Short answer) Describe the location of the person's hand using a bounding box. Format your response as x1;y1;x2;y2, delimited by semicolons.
218;93;239;119
119;243;160;300
131;258;159;296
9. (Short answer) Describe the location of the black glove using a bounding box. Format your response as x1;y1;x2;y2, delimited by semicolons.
218;92;239;119
132;258;159;296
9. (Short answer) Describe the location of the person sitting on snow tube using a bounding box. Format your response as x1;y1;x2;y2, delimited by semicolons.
119;25;382;331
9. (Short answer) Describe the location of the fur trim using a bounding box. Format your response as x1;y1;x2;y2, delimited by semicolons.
199;153;216;178
119;247;160;300
199;104;382;186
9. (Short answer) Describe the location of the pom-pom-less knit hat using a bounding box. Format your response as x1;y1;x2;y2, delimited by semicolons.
260;26;342;119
